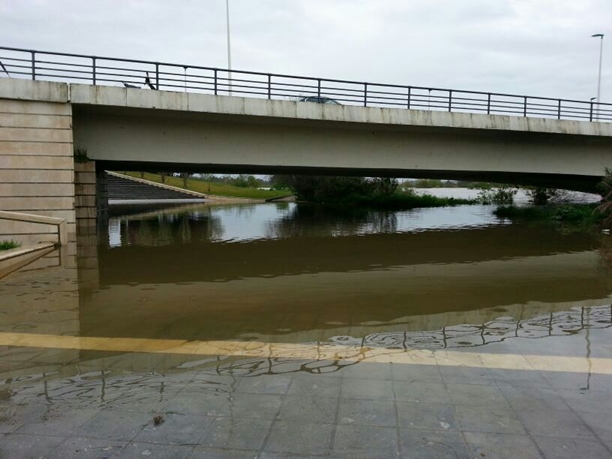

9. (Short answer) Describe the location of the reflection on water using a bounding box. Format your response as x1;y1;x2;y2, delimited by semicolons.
1;305;611;409
107;202;502;246
1;201;612;411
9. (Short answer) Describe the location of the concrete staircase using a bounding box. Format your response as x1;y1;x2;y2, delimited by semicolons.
107;173;204;201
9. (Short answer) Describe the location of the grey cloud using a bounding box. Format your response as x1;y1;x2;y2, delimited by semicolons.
0;0;609;101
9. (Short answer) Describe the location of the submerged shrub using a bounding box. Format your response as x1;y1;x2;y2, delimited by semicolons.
494;204;602;233
525;187;570;206
477;186;518;205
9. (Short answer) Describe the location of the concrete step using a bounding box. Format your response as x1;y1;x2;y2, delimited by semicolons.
107;174;200;200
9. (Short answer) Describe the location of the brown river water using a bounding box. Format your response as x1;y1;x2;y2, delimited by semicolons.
1;200;612;457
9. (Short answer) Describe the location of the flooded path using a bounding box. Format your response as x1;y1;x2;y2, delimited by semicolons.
1;201;612;458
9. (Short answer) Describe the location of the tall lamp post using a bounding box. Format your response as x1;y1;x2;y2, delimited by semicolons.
226;0;232;95
592;33;604;119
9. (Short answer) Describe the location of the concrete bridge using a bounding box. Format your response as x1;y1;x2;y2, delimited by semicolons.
0;48;612;240
69;81;612;192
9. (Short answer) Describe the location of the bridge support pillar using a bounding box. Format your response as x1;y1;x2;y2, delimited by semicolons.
74;161;108;230
96;166;108;219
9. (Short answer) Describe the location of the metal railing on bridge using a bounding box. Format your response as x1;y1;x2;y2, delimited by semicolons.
1;46;610;122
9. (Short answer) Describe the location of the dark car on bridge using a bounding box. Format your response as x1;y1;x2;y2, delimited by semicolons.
298;96;341;105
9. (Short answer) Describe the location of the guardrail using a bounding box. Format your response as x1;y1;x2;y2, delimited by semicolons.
0;45;610;122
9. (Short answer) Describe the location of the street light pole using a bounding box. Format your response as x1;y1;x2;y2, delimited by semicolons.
226;0;232;95
592;33;604;119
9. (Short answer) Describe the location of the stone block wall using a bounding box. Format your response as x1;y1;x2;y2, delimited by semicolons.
74;161;96;228
0;98;76;246
74;161;104;293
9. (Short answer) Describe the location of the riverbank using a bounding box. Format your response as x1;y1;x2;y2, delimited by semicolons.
123;172;291;200
305;191;476;210
494;203;609;231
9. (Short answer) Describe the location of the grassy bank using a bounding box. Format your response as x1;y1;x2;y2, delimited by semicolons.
123;172;291;200
0;240;20;251
310;191;476;210
494;204;605;231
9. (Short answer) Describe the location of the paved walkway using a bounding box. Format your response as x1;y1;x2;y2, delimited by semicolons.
1;325;612;458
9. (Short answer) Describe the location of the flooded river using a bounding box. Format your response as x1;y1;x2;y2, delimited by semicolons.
1;201;612;457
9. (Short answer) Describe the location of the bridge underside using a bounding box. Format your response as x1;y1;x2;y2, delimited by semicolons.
99;160;602;193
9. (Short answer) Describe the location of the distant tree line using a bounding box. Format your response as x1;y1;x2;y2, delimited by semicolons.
145;172;270;189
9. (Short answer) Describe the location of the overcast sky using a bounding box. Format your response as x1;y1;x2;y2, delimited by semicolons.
1;0;610;102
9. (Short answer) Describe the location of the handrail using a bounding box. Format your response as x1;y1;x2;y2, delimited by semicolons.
0;210;67;246
0;45;610;122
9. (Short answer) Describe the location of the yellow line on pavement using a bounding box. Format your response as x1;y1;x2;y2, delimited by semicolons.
0;332;610;375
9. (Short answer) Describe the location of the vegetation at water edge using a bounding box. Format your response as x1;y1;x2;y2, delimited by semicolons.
596;168;612;229
272;175;476;209
476;186;518;205
493;203;607;233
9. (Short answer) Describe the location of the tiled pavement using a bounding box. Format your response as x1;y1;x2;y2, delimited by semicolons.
1;355;612;459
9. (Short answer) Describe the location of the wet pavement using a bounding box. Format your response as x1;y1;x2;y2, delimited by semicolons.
2;318;612;459
1;201;612;458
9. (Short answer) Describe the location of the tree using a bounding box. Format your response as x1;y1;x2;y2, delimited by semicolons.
270;175;398;203
180;172;191;188
232;174;260;188
596;169;612;229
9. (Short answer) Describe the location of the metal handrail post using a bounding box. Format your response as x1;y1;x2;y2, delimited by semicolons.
267;74;272;99
557;100;561;120
523;97;527;117
214;69;218;95
317;79;321;98
407;87;411;109
92;57;96;85
448;90;452;112
31;51;35;80
487;94;491;114
364;83;368;107
155;63;159;90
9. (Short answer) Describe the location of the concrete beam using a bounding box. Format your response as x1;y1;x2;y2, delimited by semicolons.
74;107;612;192
70;83;612;138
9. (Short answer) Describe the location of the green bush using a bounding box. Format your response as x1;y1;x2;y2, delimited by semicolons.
270;175;476;210
0;240;21;251
494;204;602;232
73;147;89;163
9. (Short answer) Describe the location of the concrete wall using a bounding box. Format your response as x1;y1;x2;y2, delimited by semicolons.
0;85;76;245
